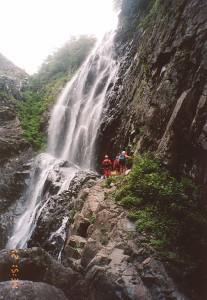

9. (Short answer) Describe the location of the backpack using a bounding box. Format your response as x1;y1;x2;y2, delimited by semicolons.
119;154;126;162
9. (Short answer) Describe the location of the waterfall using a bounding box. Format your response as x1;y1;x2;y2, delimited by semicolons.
6;31;118;250
48;33;117;169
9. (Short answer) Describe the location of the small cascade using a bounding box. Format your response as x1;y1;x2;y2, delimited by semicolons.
6;29;118;250
49;216;69;261
6;154;78;249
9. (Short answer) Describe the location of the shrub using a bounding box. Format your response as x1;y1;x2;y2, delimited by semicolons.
17;90;45;149
105;176;118;187
113;153;207;287
139;0;162;30
120;195;143;207
114;184;132;202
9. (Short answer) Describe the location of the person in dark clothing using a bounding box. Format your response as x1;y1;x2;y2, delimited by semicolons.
113;155;120;175
119;151;129;174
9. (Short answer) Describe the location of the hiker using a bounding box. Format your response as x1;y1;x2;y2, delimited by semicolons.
102;155;112;178
113;155;120;175
119;151;129;174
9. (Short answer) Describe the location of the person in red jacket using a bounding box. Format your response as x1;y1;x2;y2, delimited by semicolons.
102;155;112;178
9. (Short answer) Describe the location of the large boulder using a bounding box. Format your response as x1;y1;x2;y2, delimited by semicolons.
0;281;68;300
0;247;87;300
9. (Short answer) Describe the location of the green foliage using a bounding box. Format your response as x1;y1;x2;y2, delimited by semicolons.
32;35;96;89
105;176;119;187
17;36;96;149
17;90;45;149
120;195;143;208
139;127;145;135
0;90;9;100
113;153;207;278
114;184;132;201
139;0;162;30
89;213;96;224
69;208;77;222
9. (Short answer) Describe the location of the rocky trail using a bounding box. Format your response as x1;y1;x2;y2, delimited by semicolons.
0;179;186;300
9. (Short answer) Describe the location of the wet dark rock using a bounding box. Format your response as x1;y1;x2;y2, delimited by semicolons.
0;137;29;165
0;109;32;250
97;0;207;183
0;59;32;249
140;257;186;300
0;247;86;300
80;238;101;269
0;281;68;300
0;88;30;167
28;170;97;258
76;217;91;238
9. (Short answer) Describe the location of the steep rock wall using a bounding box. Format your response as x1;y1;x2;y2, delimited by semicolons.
98;0;207;183
0;55;32;247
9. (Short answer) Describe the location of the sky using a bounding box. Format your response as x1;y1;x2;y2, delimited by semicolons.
0;0;117;74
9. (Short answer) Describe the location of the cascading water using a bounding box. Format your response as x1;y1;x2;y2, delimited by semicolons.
6;29;118;250
48;33;117;169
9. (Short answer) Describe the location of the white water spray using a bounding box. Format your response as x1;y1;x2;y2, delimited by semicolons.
48;33;117;169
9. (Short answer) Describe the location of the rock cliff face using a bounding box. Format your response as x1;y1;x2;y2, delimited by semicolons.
0;54;31;248
0;53;26;79
98;0;207;183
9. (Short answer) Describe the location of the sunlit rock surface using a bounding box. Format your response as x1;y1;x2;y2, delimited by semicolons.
61;181;186;300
